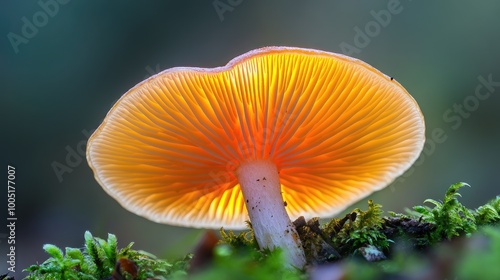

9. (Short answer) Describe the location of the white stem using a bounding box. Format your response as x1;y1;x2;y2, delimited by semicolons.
236;160;306;268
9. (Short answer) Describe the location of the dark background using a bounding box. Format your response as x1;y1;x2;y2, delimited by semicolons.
1;1;500;278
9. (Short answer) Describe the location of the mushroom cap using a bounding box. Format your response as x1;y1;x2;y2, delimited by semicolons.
87;47;425;229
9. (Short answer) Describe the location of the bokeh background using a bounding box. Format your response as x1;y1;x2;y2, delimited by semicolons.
1;1;500;277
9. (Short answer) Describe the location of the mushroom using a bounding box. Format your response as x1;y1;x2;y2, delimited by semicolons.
86;47;425;268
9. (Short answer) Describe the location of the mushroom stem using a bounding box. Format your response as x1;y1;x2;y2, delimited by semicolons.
236;160;306;268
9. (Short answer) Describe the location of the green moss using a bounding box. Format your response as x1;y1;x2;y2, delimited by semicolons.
219;222;257;249
323;200;390;257
24;231;190;280
407;182;477;243
474;196;500;225
403;182;499;245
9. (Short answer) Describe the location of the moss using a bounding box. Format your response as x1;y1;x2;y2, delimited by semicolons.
407;182;477;243
474;196;500;225
323;200;391;257
219;222;257;249
24;231;190;280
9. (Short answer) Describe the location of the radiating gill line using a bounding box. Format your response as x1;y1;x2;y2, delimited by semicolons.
260;60;271;159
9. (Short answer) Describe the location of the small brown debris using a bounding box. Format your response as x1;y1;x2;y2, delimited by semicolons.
112;258;138;280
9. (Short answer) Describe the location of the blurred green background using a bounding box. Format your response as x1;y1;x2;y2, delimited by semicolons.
1;1;499;277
